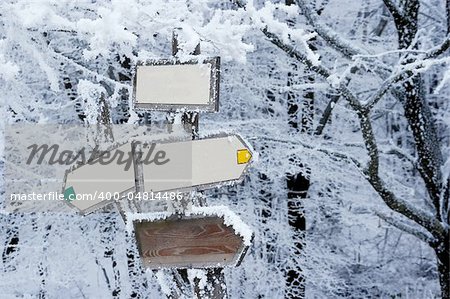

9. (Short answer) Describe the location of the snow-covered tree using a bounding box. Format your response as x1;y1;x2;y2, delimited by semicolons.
1;0;449;298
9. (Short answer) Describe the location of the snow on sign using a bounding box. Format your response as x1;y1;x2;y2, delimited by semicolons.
128;206;253;269
132;57;220;112
62;134;252;214
138;134;253;193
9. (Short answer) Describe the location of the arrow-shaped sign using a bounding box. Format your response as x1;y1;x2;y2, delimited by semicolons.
63;134;253;214
138;134;252;193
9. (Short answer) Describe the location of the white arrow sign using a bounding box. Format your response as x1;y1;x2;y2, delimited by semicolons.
138;134;252;193
63;134;253;214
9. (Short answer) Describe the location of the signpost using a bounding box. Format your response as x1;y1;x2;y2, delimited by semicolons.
62;142;135;214
63;29;254;298
62;135;252;214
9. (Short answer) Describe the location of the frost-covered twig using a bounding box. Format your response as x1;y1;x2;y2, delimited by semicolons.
257;136;362;167
50;49;130;90
364;54;450;110
295;0;367;58
314;94;340;135
259;27;363;111
363;72;406;110
382;147;416;167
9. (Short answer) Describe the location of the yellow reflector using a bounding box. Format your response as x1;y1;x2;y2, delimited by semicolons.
237;149;252;164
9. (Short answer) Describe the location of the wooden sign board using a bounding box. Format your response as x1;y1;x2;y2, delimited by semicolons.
129;207;252;268
132;58;220;112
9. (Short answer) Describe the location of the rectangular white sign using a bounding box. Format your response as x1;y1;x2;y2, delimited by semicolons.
133;58;220;112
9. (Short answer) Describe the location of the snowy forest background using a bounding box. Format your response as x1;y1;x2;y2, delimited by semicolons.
1;0;450;298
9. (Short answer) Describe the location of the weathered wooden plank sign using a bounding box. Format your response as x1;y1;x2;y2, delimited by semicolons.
133;58;220;112
63;134;253;214
128;206;253;268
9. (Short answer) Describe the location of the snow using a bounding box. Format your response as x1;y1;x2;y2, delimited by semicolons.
155;271;173;296
187;269;208;289
76;80;107;124
442;156;450;185
189;205;253;246
0;0;448;297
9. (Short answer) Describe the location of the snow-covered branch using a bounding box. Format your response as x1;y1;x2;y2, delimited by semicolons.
375;210;438;245
358;112;446;239
425;35;450;58
295;0;367;58
382;147;416;168
233;0;446;240
366;172;446;239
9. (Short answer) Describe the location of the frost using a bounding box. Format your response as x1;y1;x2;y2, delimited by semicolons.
0;0;448;297
245;0;320;65
77;80;106;124
434;65;450;94
187;269;208;289
155;271;173;296
0;56;19;81
442;156;450;183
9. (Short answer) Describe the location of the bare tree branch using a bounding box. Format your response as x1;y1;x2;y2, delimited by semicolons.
364;54;450;110
232;0;447;239
382;147;416;167
295;0;366;58
263;28;444;237
425;35;450;58
375;211;438;245
314;94;339;135
447;0;450;34
358;113;446;239
363;71;409;110
366;171;445;239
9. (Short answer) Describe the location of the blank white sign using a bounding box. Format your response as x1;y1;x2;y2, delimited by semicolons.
136;63;212;105
141;135;251;192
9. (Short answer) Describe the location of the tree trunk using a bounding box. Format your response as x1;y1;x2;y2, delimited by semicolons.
386;2;449;297
436;232;449;299
284;2;314;298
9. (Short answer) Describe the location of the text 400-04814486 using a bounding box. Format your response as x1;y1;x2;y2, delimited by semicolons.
126;191;183;201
